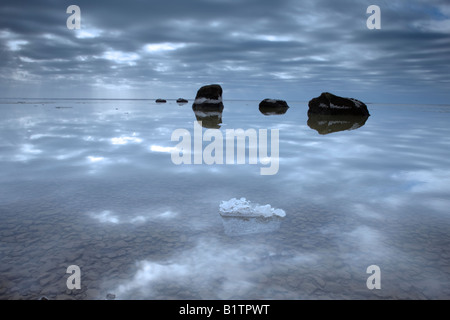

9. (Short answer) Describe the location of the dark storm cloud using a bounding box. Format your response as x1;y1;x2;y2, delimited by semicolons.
0;0;449;102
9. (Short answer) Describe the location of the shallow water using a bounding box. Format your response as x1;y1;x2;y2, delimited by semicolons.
0;99;449;300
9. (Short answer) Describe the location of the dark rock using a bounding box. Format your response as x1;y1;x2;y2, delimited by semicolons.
195;84;222;100
259;99;289;115
307;114;369;135
155;99;167;103
106;293;116;300
192;84;224;112
176;98;188;104
308;92;370;116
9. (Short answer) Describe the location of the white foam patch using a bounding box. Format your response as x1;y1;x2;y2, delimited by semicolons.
219;197;286;218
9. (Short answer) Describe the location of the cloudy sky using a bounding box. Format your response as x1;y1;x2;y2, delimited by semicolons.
1;0;449;103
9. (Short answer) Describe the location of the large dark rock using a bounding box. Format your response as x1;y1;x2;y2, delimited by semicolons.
192;84;224;112
307;114;369;135
195;84;222;100
308;92;370;116
259;99;289;115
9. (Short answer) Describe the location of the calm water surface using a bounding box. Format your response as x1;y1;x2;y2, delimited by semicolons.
0;99;449;299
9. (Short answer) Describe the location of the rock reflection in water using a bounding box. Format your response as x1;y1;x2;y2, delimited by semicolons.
259;106;289;116
193;110;223;129
307;114;369;135
220;216;283;236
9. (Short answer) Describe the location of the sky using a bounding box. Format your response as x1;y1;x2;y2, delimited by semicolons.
0;0;449;103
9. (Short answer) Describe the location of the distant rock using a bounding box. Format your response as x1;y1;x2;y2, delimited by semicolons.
176;98;188;104
105;293;116;300
192;84;224;112
259;99;289;115
155;99;167;103
307;114;369;135
308;92;370;116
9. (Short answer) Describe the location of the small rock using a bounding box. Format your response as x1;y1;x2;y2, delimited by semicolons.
259;99;289;115
155;99;167;103
106;293;116;300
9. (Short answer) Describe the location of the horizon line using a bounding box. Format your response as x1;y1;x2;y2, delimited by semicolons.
1;97;450;107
